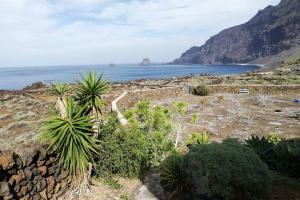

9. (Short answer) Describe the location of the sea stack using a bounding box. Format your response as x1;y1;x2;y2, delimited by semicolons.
140;58;151;65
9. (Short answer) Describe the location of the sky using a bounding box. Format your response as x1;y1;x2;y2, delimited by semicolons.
0;0;280;68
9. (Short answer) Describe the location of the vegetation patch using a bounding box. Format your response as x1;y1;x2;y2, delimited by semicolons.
160;139;272;200
192;84;209;96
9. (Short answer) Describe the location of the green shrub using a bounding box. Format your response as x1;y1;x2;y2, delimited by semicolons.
95;126;146;178
193;84;209;96
182;140;272;200
186;131;210;149
95;113;146;178
125;101;174;167
172;101;188;116
95;102;174;178
159;152;186;200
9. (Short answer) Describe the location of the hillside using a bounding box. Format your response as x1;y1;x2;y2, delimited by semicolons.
173;0;300;66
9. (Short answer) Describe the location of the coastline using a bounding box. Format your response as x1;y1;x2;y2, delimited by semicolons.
1;61;299;93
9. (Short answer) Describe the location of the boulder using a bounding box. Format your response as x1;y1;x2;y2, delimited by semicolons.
0;151;16;170
0;182;11;196
38;166;47;176
19;185;28;197
24;168;33;180
46;176;55;191
36;179;47;192
23;82;46;91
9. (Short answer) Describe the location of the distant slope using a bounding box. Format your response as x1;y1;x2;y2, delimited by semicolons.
173;0;300;66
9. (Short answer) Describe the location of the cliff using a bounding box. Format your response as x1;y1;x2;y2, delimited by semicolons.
173;0;300;66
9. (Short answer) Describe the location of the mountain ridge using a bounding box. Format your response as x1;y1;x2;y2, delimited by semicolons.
172;0;300;66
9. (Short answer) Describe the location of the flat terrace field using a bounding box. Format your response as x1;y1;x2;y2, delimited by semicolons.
150;93;300;145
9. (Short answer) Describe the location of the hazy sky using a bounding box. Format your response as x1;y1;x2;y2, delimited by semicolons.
0;0;280;67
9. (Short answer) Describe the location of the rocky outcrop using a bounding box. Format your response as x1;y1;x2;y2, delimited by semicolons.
173;0;300;65
140;58;151;65
23;82;47;91
0;146;70;200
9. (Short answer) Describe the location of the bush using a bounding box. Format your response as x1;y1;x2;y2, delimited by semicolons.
182;140;272;200
193;84;209;96
95;102;175;178
172;101;188;116
95;126;146;178
125;101;174;167
95;113;146;178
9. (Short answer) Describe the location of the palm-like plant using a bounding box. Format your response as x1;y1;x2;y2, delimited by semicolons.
51;82;69;98
40;99;99;182
74;71;110;118
51;83;69;118
160;152;187;199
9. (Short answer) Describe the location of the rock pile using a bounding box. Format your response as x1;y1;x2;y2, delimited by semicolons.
0;146;70;200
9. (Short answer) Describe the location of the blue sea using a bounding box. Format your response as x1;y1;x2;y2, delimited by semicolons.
0;64;260;90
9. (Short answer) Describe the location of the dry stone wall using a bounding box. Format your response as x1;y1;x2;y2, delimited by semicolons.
0;145;70;200
207;85;300;95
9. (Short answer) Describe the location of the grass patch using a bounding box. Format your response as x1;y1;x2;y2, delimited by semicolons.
120;193;129;200
99;177;123;190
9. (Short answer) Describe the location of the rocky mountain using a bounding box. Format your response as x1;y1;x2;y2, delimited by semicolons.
173;0;300;66
140;58;151;65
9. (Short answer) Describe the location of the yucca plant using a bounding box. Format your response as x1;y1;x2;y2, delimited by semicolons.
51;82;69;98
245;135;274;158
74;71;110;118
51;82;69;118
40;99;99;189
160;152;187;200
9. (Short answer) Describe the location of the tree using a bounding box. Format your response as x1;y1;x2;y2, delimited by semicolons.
51;82;69;118
40;99;99;193
74;71;110;119
74;71;110;138
41;71;110;195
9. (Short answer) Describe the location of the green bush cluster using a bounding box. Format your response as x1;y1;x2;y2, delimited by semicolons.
95;114;146;177
192;84;209;96
95;101;174;178
125;101;174;167
246;135;300;178
160;139;272;200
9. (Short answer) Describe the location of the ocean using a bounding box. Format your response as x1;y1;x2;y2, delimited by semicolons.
0;64;260;90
